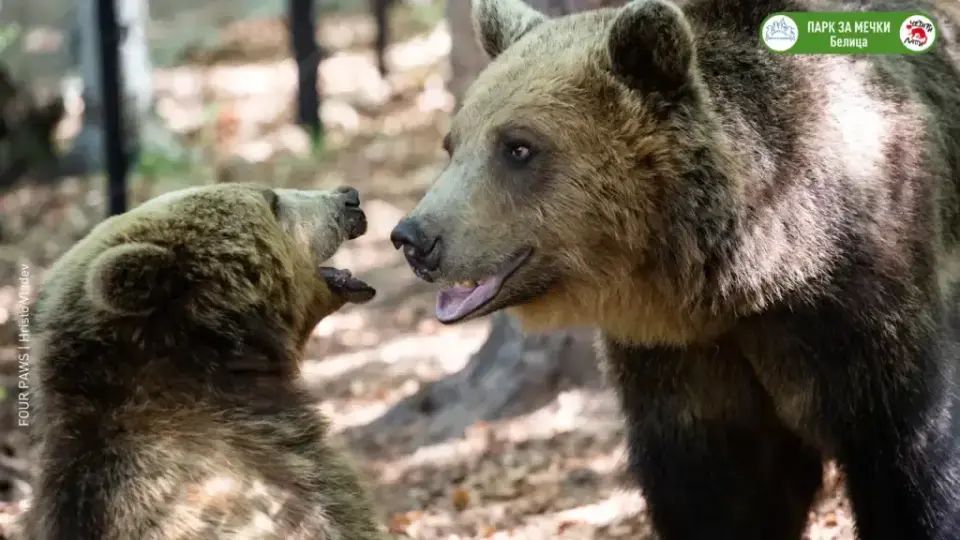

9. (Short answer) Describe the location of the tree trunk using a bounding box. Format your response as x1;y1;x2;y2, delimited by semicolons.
289;0;323;143
59;0;187;177
354;0;625;447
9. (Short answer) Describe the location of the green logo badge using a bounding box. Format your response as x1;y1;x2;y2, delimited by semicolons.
761;11;938;54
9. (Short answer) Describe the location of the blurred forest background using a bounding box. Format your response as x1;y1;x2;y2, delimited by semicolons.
0;0;854;537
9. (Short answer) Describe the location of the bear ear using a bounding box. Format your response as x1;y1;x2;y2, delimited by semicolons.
86;243;178;316
607;0;695;96
473;0;547;60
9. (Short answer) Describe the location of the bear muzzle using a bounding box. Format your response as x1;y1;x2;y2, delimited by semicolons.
336;186;368;240
390;217;442;281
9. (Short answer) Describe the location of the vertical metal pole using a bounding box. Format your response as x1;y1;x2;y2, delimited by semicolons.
96;0;127;215
373;0;390;77
289;0;322;142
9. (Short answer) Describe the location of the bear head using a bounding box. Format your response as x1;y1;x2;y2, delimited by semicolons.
392;0;739;345
37;183;376;370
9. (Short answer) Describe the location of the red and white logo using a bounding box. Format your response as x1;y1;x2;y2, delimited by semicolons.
901;15;936;52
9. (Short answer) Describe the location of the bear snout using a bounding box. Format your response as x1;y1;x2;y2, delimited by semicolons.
342;206;368;240
335;186;360;208
390;217;441;281
332;186;366;239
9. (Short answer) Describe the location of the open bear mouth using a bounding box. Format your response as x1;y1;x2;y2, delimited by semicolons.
319;267;376;304
436;248;533;324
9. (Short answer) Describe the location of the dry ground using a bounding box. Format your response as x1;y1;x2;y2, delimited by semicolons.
0;5;857;538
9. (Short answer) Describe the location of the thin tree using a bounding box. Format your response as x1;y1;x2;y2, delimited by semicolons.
61;0;186;177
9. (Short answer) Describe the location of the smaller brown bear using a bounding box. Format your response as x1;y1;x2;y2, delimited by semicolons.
20;183;384;539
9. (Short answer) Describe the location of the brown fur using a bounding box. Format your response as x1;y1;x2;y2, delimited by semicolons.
436;1;960;347
397;0;960;538
20;184;384;539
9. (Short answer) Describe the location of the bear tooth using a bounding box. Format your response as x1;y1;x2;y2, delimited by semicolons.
459;280;477;288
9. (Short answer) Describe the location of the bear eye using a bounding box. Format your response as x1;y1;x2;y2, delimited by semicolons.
502;139;535;165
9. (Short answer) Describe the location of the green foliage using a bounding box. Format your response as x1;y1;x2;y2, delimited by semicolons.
407;1;445;28
134;147;196;178
0;23;20;58
133;102;217;179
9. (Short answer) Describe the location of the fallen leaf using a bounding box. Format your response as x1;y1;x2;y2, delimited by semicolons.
452;487;470;512
557;520;584;533
387;512;413;534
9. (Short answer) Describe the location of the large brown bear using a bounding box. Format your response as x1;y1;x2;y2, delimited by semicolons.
22;183;384;539
390;0;960;538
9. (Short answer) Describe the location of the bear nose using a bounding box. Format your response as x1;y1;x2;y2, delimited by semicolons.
390;218;440;273
334;186;365;239
337;186;360;208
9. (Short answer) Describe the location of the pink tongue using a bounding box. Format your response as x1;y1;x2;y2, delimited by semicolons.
436;276;504;323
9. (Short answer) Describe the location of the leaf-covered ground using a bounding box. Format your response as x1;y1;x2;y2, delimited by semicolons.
0;6;857;538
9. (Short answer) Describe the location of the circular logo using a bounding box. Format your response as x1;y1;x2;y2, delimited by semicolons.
761;14;800;52
900;14;937;52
